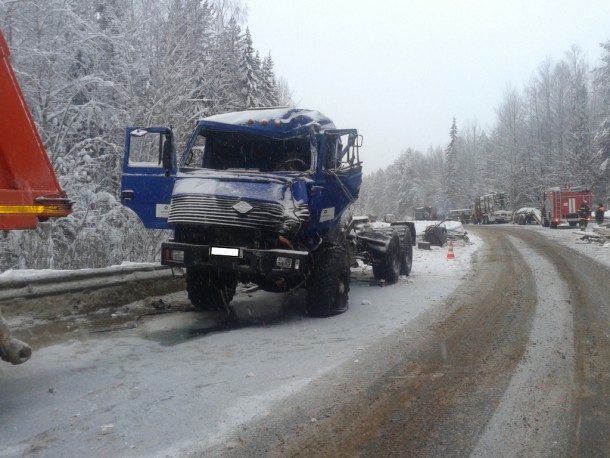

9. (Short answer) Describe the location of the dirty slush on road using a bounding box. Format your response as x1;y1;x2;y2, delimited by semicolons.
201;226;610;458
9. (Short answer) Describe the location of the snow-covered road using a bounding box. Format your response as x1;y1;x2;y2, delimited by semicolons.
1;221;609;457
0;222;480;457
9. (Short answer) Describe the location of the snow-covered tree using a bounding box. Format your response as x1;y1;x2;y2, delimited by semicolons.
0;0;286;271
239;28;261;109
564;46;594;186
277;76;295;107
260;53;280;107
593;40;610;201
443;117;459;211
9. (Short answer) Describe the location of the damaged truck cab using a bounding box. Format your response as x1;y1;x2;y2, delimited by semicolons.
121;108;364;317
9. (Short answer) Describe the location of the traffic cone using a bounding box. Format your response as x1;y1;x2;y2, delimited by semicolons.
446;241;455;259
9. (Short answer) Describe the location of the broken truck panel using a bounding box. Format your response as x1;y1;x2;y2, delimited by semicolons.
0;30;72;231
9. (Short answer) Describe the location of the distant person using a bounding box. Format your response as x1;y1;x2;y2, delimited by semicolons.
595;203;606;225
578;200;591;231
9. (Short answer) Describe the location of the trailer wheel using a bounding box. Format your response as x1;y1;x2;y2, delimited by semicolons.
306;245;350;317
186;269;237;317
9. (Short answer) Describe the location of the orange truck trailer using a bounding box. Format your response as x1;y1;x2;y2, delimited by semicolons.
0;30;71;231
1;29;72;364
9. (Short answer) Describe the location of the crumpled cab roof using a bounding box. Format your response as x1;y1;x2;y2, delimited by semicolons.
198;108;336;139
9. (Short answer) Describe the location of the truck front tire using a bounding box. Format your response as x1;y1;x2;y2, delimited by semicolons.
186;269;237;316
306;245;350;317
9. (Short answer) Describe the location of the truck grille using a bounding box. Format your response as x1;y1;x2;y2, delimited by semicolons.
168;194;286;232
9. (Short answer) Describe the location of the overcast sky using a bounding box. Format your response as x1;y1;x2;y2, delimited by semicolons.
247;0;610;173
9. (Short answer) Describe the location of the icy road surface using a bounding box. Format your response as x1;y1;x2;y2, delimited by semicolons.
2;222;610;457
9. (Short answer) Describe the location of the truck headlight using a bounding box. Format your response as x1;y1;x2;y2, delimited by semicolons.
170;249;185;262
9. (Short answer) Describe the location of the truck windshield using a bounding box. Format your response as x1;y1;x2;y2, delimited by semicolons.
182;130;312;172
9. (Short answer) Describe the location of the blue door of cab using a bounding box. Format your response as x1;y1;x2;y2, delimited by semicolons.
120;127;176;229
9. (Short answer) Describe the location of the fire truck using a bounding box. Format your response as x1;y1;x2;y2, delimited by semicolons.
0;30;72;364
541;186;592;228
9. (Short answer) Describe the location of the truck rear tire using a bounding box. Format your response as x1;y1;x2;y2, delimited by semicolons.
186;269;237;316
398;226;413;276
306;245;350;317
372;232;401;284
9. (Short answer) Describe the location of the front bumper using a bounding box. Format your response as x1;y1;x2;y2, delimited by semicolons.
161;241;309;277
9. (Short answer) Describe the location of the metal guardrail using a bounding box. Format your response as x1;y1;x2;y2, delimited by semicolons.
0;264;185;321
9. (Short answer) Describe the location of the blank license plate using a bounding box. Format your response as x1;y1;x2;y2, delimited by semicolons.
211;247;239;257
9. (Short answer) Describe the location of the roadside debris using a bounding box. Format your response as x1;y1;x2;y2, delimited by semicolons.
578;224;610;246
417;241;432;250
422;223;447;247
0;308;31;365
421;220;470;247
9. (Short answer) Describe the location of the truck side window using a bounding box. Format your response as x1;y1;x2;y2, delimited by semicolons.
323;138;340;170
128;131;163;167
324;134;358;171
185;134;206;167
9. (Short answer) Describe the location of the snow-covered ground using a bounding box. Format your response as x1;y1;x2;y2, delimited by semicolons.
2;220;610;457
524;221;610;269
0;221;481;457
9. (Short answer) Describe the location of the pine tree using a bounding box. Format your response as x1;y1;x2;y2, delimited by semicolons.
444;117;459;211
593;40;610;200
239;28;261;109
565;46;594;187
206;17;245;113
261;53;280;107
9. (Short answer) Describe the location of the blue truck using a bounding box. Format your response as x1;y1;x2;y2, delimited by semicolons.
121;108;414;318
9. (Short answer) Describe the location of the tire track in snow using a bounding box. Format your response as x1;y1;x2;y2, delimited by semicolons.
471;235;575;457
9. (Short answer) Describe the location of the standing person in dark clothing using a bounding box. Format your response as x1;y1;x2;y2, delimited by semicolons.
595;203;606;225
578;201;591;231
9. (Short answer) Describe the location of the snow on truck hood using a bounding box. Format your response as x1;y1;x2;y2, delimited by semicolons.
172;170;309;205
